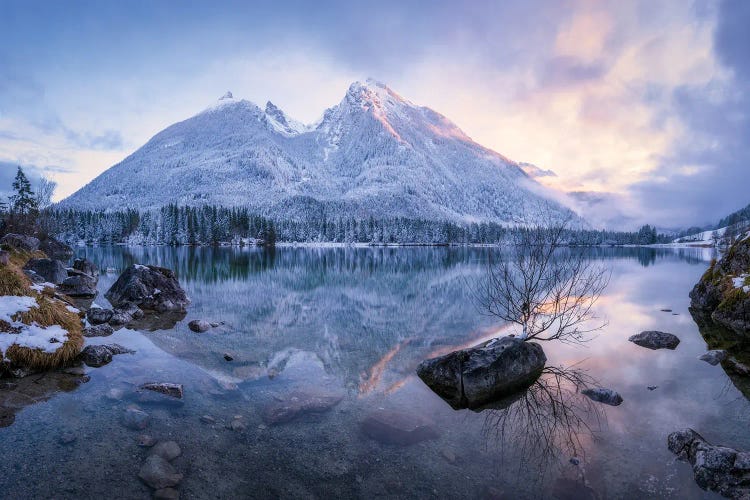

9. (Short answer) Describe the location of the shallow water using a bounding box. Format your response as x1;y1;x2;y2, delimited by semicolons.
1;246;747;499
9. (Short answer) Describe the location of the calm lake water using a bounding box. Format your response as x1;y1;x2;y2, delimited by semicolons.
1;246;748;499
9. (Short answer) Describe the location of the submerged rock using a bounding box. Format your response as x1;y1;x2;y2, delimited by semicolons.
153;488;180;500
628;331;680;350
23;258;68;285
360;408;439;445
139;383;184;400
105;264;189;313
668;428;750;498
137;434;157;447
188;319;211;333
151;441;182;462
261;390;343;425
416;336;546;409
138;455;183;490
122;407;151;430
699;350;727;366
581;387;623;406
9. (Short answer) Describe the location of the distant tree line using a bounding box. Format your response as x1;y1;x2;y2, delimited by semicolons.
44;205;672;246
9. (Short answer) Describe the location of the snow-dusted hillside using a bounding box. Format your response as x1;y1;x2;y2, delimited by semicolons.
61;79;579;225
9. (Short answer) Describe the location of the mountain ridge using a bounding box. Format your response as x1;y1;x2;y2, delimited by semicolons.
60;79;581;226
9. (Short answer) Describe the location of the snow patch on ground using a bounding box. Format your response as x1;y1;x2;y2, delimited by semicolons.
0;295;70;359
30;282;56;292
0;296;37;323
732;274;750;292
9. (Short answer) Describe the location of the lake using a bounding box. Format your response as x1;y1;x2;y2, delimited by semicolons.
1;245;747;499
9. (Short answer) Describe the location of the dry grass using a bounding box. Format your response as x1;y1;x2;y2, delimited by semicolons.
1;248;83;371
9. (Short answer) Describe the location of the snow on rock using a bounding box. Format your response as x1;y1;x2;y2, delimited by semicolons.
59;80;580;226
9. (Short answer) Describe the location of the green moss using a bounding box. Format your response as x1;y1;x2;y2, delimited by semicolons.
718;287;749;312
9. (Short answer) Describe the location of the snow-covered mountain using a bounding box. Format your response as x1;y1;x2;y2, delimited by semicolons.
61;79;580;225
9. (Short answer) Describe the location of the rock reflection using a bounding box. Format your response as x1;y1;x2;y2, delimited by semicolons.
691;308;750;401
0;370;85;428
479;366;605;484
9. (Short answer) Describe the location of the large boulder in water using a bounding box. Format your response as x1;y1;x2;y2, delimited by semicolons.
628;331;680;350
416;336;546;409
668;428;750;498
690;236;750;337
23;258;68;285
105;264;189;313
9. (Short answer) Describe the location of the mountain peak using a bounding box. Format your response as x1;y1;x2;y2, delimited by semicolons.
219;91;234;100
264;100;306;136
345;79;407;108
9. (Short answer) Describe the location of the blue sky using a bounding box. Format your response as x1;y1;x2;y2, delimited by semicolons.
0;0;748;229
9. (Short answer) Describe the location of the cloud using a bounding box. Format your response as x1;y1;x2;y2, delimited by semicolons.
0;0;746;228
628;0;750;228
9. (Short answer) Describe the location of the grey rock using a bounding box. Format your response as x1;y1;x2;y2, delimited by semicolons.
199;415;216;424
667;428;749;498
58;274;98;298
82;324;114;338
138;455;183;490
153;488;180;500
23;258;68;284
86;307;113;325
229;416;247;432
690;238;750;335
79;343;134;367
628;331;681;350
0;233;40;252
361;408;439;445
122;408;151;430
73;258;99;278
62;366;87;376
416;336;546;409
699;350;727;366
188;319;211;333
581;387;623;406
109;302;144;326
261;390;343;425
58;431;77;444
151;441;182;462
105;264;189;313
23;269;46;284
0;250;8;266
39;237;73;261
138;434;157;447
139;383;183;400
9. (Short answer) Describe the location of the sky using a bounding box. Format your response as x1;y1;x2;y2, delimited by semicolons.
0;0;748;229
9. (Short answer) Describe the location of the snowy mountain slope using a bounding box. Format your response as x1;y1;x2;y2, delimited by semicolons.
61;79;580;225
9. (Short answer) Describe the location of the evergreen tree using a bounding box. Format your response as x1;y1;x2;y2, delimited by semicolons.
10;167;38;215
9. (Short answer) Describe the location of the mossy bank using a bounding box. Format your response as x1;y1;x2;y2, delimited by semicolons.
690;235;750;336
